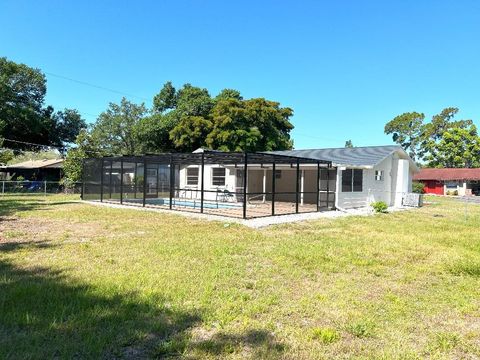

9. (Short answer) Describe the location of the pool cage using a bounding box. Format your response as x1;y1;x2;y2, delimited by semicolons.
82;151;334;219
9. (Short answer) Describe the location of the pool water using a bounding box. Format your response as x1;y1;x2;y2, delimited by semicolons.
143;198;242;209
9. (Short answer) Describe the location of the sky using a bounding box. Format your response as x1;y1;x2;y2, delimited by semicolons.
1;0;479;149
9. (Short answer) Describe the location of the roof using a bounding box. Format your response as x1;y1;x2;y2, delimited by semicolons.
413;168;480;181
267;145;418;170
1;159;64;169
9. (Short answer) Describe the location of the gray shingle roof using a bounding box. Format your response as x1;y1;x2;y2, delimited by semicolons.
266;145;404;167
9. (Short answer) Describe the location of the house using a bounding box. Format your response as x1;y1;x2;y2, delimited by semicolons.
83;145;418;219
177;145;418;210
413;168;480;196
0;159;64;181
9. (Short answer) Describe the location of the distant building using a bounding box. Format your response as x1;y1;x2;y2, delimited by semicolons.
413;168;480;196
0;159;64;181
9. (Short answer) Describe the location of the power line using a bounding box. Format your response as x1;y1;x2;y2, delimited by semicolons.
45;71;151;102
1;138;103;156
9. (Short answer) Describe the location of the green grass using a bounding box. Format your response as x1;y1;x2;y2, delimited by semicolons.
0;194;479;359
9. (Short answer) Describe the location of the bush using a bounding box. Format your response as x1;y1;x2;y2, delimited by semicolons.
412;181;425;194
371;201;388;213
453;190;458;196
310;327;340;344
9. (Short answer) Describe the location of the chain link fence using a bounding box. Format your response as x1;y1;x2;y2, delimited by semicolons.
0;181;83;195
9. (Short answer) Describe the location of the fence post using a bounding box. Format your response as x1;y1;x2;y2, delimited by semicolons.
200;153;205;214
44;181;47;196
2;181;4;195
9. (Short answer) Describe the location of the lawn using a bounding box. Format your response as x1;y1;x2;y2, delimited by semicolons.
0;194;479;359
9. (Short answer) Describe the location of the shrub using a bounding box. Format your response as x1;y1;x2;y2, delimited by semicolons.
310;327;340;344
347;321;375;338
371;201;388;213
412;181;425;194
453;190;458;196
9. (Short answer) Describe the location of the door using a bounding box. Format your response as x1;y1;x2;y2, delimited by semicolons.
424;180;443;195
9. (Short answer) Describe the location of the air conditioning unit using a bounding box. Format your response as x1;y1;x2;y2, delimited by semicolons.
402;193;423;207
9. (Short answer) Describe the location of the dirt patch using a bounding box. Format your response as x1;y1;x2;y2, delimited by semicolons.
0;216;106;246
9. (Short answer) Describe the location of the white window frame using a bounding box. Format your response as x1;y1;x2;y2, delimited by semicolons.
212;167;226;187
186;167;199;186
375;170;384;181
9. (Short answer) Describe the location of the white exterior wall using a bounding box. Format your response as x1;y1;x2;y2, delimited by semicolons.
179;165;238;201
336;152;414;209
179;150;416;210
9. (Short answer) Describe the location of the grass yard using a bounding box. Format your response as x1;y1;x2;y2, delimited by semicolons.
0;194;479;359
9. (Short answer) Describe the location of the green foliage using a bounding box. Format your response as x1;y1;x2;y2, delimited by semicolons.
0;57;85;150
371;201;388;213
309;328;340;344
62;130;103;185
170;116;213;152
386;107;480;167
384;112;425;161
344;140;353;148
424;125;480;168
412;181;425;194
206;98;294;152
347;321;375;338
91;97;148;155
153;81;177;113
0;148;14;165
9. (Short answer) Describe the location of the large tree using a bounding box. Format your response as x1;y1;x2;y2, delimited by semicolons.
90;97;147;155
384;112;425;161
386;107;479;167
424;125;480;168
205;97;294;152
0;57;85;150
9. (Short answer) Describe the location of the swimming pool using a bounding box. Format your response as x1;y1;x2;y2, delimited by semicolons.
141;198;242;209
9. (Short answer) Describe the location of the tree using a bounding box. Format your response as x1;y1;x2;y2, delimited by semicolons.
62;129;104;185
205;97;294;152
384;112;425;161
0;57;84;151
170;116;213;152
215;89;243;101
345;140;353;148
175;84;214;118
153;81;176;113
90;97;147;155
425;125;480;168
136;112;177;153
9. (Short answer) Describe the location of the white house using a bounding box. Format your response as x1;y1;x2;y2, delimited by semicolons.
177;145;418;210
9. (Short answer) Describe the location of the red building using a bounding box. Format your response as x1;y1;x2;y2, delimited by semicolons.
413;168;480;196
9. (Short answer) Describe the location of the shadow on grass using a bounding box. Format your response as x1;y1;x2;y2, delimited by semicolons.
0;240;58;252
0;197;79;217
189;329;286;358
0;259;201;358
0;258;287;358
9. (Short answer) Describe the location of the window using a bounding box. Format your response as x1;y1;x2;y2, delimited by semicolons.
275;170;282;179
186;168;199;186
446;182;457;189
212;168;226;186
342;169;363;192
375;170;384;181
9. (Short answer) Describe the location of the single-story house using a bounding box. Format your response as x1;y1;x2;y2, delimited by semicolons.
83;145;418;219
413;168;480;196
178;145;418;209
0;159;64;181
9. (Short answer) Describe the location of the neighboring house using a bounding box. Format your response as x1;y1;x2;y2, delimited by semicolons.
0;159;64;181
413;168;480;196
179;145;418;209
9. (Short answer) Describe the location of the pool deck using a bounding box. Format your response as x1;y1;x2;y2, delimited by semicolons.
84;199;412;228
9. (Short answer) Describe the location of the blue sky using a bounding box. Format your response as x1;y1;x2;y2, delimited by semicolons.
1;0;479;149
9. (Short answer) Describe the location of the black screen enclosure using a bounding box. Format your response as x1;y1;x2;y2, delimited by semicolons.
82;151;334;219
